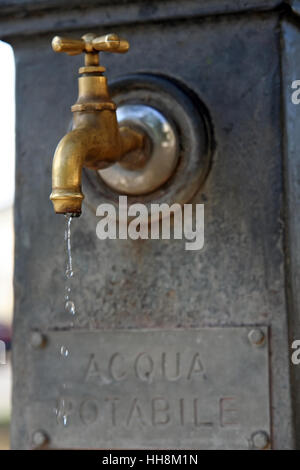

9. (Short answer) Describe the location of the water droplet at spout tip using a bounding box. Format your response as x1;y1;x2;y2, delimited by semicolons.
64;212;81;219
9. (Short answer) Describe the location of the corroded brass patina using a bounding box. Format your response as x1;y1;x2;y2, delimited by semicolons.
50;33;144;215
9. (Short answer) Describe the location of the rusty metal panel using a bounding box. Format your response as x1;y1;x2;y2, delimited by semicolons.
27;327;270;449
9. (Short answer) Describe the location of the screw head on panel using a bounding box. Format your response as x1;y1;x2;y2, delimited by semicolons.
251;431;270;450
30;332;47;349
32;430;49;448
248;328;265;347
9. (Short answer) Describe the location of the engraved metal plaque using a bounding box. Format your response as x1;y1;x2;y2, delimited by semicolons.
28;328;270;449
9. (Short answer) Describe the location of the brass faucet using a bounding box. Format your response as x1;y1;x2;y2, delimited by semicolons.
50;33;144;215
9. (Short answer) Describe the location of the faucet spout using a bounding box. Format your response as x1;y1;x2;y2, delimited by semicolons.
50;72;144;215
50;129;90;215
50;124;144;215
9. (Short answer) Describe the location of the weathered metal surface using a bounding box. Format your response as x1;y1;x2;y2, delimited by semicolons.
0;0;283;17
27;328;270;449
7;1;295;450
281;18;300;449
0;1;284;39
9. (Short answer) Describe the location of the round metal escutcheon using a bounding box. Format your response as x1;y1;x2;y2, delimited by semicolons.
99;104;179;195
82;73;213;214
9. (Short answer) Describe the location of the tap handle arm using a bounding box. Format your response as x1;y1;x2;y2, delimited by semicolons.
92;34;129;53
52;37;85;55
52;33;129;56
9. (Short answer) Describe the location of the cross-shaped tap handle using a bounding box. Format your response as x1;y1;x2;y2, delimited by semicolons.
52;33;129;58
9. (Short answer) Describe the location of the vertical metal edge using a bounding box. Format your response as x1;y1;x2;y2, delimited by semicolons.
266;326;273;449
280;16;300;449
10;50;29;451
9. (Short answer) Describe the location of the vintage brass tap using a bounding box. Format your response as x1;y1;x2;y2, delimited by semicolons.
50;33;144;215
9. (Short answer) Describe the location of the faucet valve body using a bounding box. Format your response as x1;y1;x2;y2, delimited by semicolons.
50;33;144;215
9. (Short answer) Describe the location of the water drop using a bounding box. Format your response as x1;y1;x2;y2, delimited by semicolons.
65;300;76;315
55;397;71;427
65;269;74;279
65;286;71;301
60;345;69;357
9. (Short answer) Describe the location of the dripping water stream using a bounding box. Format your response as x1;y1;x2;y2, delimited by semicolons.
60;213;77;359
64;213;76;317
56;213;77;426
